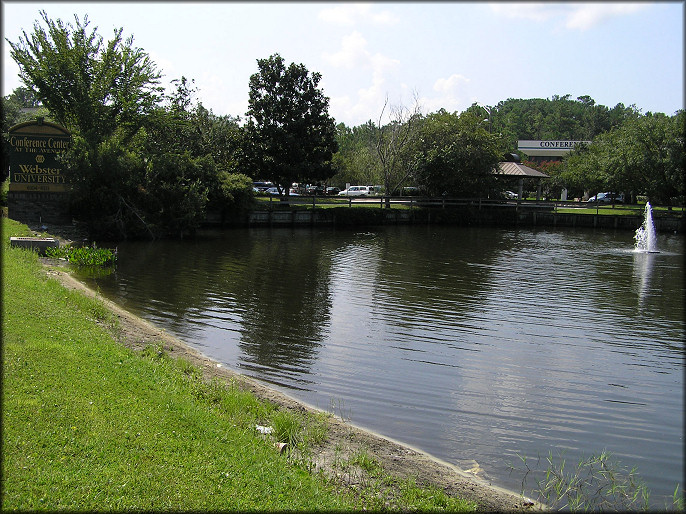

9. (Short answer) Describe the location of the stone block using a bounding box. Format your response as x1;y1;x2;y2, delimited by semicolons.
9;237;60;255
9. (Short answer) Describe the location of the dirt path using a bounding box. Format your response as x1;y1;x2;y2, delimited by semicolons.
34;222;540;511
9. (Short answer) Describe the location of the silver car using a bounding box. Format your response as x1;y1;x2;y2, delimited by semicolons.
338;186;370;196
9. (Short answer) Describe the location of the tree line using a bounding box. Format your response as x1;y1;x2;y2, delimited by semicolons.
3;12;683;239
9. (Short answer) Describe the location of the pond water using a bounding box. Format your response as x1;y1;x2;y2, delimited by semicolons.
82;225;684;507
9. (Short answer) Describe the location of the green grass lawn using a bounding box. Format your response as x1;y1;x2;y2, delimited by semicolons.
1;217;475;511
253;195;412;210
1;219;354;510
555;204;684;216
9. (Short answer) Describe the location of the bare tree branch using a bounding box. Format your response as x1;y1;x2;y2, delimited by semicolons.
375;91;422;201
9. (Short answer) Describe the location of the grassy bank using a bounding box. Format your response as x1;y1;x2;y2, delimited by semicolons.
1;218;476;511
555;204;685;216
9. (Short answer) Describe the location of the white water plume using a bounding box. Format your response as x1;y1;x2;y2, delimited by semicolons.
634;202;658;253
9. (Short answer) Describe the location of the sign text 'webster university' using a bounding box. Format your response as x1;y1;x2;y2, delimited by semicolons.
7;118;73;224
8;119;71;193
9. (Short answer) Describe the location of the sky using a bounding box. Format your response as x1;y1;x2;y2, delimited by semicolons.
2;2;684;127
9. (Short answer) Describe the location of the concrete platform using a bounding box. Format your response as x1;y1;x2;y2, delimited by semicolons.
10;237;60;255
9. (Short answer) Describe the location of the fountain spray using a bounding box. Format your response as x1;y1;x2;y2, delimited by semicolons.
634;202;658;253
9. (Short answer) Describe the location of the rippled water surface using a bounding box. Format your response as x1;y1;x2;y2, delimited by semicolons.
83;226;684;506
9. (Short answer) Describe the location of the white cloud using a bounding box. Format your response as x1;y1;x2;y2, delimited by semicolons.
489;2;649;31
196;72;240;117
433;74;470;94
318;3;399;26
328;66;395;126
322;31;402;124
322;31;369;69
323;31;400;72
415;74;471;114
488;3;564;23
148;49;177;83
564;4;648;31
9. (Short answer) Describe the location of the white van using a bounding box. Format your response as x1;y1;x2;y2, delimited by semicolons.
338;186;370;196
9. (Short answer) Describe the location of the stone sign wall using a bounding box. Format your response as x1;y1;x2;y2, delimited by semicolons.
7;118;72;224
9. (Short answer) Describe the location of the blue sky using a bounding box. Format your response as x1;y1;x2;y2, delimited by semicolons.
2;2;683;126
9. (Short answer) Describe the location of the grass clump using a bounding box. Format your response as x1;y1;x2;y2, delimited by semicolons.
349;448;383;476
330;447;476;512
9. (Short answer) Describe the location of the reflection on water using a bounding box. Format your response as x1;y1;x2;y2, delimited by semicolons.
82;226;684;507
632;252;655;308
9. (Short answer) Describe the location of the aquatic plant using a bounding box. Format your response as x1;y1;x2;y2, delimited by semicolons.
511;449;683;511
46;243;117;267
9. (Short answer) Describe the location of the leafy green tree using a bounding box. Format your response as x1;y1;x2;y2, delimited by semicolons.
8;13;251;237
142;151;213;238
331;121;382;187
8;11;163;147
8;11;168;237
66;127;151;238
563;111;684;205
215;172;254;214
2;86;47;133
620;112;684;205
489;96;639;155
142;76;251;224
244;53;338;194
194;107;245;173
411;109;501;197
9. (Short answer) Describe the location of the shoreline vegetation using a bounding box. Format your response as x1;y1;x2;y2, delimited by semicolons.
2;217;537;511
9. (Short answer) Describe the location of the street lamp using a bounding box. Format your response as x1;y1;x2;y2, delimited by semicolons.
476;102;492;134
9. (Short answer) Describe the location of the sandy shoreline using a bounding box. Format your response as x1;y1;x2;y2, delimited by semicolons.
40;248;541;511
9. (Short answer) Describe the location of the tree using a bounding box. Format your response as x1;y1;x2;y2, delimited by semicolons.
8;11;162;147
563;111;684;205
620;112;684;205
140;78;251;234
244;54;338;194
490;96;640;155
376;93;422;199
331;121;382;187
411;110;501;197
8;11;169;237
142;151;213;238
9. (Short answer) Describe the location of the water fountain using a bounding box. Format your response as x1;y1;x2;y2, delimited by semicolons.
634;202;658;253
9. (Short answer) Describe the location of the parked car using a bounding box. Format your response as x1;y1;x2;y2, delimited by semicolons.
400;186;420;196
587;192;623;203
504;190;518;199
265;187;281;195
326;186;341;195
306;185;325;195
338;186;370;196
253;181;274;192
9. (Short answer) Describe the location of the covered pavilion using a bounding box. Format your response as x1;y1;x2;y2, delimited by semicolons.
495;161;549;200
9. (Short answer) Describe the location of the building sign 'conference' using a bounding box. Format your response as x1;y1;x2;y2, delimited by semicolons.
7;118;72;224
8;119;71;192
518;140;591;162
